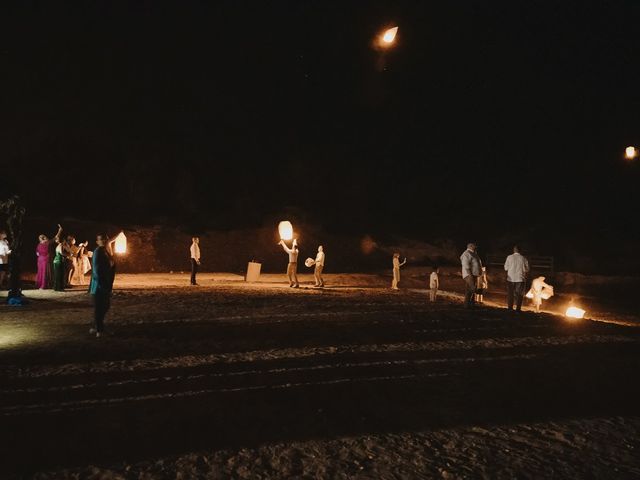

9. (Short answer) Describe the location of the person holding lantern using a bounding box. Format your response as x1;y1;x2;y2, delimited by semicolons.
279;238;299;288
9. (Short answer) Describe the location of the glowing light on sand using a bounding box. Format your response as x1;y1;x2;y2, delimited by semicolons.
382;26;398;44
114;231;127;254
278;221;293;241
565;306;586;319
625;146;637;160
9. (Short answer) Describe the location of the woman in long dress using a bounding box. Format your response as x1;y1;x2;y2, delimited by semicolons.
35;224;62;289
53;233;70;292
391;253;407;290
66;236;80;286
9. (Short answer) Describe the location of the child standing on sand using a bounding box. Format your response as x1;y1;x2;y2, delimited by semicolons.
475;266;488;304
429;266;439;302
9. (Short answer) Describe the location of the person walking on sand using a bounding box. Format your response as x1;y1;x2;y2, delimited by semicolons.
190;237;201;286
0;230;11;289
460;243;482;308
279;238;299;288
504;245;529;312
314;245;325;287
89;233;116;337
391;253;407;290
429;266;439;302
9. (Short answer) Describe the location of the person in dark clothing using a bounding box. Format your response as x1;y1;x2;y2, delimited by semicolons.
89;233;115;337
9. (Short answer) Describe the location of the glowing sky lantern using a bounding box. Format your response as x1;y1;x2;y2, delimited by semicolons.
382;26;399;44
278;221;293;241
114;231;127;254
625;146;637;160
565;306;586;319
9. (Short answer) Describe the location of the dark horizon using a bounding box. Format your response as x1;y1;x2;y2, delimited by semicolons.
2;1;639;248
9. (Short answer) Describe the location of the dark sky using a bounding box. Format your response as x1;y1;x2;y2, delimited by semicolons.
1;1;639;242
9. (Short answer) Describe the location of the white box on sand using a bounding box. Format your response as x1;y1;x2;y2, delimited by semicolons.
245;262;261;282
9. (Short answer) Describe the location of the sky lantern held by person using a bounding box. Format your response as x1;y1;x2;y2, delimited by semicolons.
278;221;293;241
565;306;586;319
624;146;638;160
114;231;127;254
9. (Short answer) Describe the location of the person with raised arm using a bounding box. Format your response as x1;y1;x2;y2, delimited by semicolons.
279;238;299;288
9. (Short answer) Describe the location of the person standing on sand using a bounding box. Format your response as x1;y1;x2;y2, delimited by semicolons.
89;233;116;337
429;266;439;302
0;230;11;289
475;266;488;304
504;245;529;312
53;236;70;291
460;243;482;308
391;252;407;290
279;238;299;288
313;245;325;287
190;237;201;286
35;224;63;289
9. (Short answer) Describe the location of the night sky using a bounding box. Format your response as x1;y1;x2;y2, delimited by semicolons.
2;1;639;246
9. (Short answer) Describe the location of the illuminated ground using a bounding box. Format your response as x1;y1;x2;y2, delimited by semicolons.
2;274;640;479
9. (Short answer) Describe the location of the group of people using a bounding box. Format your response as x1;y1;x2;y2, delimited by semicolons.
277;239;326;288
1;227;557;338
35;224;93;291
461;243;553;312
33;225;116;337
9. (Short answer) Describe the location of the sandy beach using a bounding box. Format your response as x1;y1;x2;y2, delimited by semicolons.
2;274;640;479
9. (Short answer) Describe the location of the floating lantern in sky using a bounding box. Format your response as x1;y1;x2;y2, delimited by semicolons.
114;231;127;254
382;26;399;45
278;221;293;241
624;146;637;160
565;306;586;319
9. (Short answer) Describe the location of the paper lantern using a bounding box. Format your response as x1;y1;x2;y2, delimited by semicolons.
382;26;398;44
114;231;127;254
278;221;293;241
565;306;586;319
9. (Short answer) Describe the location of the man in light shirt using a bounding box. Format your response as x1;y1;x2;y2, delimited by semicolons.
314;245;325;287
279;238;299;288
190;237;201;286
504;245;529;312
0;230;11;289
460;243;482;308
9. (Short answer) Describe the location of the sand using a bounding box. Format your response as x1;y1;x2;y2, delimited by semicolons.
1;274;639;479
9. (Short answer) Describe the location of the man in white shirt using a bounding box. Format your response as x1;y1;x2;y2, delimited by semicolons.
279;238;299;288
504;245;529;312
314;245;325;287
0;230;11;289
460;243;482;308
190;237;201;286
